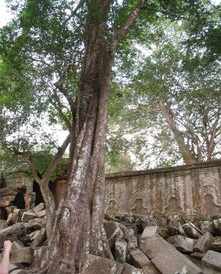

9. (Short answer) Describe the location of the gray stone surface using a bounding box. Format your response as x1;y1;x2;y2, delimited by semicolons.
213;219;221;235
141;226;158;239
140;234;203;274
202;250;221;271
121;263;142;274
105;160;221;217
183;223;202;239
129;248;151;268
194;232;213;253
210;237;221;252
168;235;194;253
104;221;124;248
142;265;161;274
115;239;127;263
200;221;214;234
167;217;185;236
127;228;138;250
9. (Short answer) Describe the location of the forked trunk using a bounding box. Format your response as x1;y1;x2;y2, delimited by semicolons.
29;1;145;273
38;4;113;274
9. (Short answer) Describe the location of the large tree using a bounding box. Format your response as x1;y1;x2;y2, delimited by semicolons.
107;19;221;168
1;0;147;273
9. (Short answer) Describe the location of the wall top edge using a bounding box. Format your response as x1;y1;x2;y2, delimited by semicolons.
105;159;221;180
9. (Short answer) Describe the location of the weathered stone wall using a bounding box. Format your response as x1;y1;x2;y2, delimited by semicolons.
105;160;221;217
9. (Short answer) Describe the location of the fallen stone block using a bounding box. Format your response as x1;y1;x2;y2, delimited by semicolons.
11;247;33;264
0;187;17;207
104;221;124;248
142;265;161;274
210;237;221;252
183;223;202;239
191;252;204;259
32;202;45;214
121;263;142;274
167;218;185;236
213;218;221;236
168;235;194;253
194;232;213;253
140;232;203;274
141;226;158;238
0;220;7;230
9;264;26;274
21;211;37;222
31;228;46;247
129;248;151;268
35;209;46;218
115;239;127;263
7;208;20;225
200;220;214;234
126;228;138;250
202;250;221;271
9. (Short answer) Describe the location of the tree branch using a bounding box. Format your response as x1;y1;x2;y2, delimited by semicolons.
54;69;76;117
43;134;71;182
27;155;42;184
63;0;86;26
113;0;145;48
50;91;72;131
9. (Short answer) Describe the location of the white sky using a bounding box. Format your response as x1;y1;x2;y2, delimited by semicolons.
0;0;221;28
0;0;13;27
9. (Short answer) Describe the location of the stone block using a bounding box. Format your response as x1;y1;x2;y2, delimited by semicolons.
194;232;213;253
129;248;151;268
168;235;194;253
127;228;138;250
121;263;142;274
167;217;185;236
21;211;37;222
115;239;127;262
140;234;203;274
142;265;161;274
202;250;221;271
11;247;33;264
141;226;158;239
183;223;202;239
213;218;221;236
200;220;214;234
104;221;124;246
210;237;221;252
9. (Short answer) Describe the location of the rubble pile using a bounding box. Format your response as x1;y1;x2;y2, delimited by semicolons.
1;187;221;273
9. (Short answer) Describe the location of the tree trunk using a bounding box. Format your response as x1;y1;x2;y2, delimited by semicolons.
37;2;114;274
159;101;196;165
27;1;144;273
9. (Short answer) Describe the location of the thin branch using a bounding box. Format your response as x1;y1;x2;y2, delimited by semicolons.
43;134;71;182
27;155;42;184
54;70;76;116
50;91;72;131
113;0;145;48
63;0;86;26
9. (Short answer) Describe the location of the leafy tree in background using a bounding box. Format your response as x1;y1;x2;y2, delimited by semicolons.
108;18;221;168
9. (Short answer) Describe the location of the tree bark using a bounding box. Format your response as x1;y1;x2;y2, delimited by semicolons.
159;101;196;165
28;1;144;274
37;2;113;274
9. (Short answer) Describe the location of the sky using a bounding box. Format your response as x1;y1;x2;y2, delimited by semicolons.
0;0;13;27
0;0;221;28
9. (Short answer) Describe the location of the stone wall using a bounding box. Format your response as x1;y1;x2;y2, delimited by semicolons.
105;160;221;217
